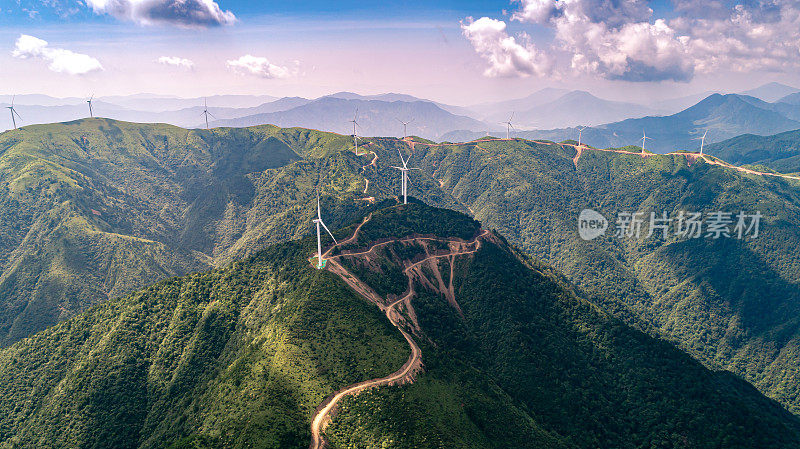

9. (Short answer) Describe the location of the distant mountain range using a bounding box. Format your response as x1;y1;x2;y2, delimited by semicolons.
4;83;800;144
443;93;800;153
741;82;800;102
210;96;489;140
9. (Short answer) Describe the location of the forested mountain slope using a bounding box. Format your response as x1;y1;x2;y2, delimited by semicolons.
2;203;798;449
5;119;800;420
409;137;800;413
706;129;800;173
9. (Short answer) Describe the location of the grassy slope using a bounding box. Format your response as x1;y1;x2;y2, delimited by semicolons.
414;138;800;413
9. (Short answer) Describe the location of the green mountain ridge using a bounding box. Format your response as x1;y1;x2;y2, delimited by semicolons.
706;129;800;173
2;202;799;448
3;118;800;420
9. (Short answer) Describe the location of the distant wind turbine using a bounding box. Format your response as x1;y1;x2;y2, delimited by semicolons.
390;149;420;205
6;96;21;130
502;113;515;140
201;98;216;130
694;130;708;156
312;192;337;269
87;94;94;118
577;125;590;147
640;130;652;153
397;118;414;139
349;108;361;152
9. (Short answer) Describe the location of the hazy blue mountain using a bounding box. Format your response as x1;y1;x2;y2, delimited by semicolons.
467;88;571;119
648;91;720;114
443;93;800;152
741;82;800;102
520;90;660;128
210;97;491;140
778;92;800;105
0;94;85;107
97;94;279;111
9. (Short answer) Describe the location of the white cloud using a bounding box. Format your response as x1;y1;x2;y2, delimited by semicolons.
157;55;194;70
84;0;236;28
226;55;293;79
465;0;800;82
461;17;553;78
11;34;103;75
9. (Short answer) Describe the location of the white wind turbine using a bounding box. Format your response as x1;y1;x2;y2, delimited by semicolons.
87;94;94;118
201;98;216;130
397;117;414;139
349;108;361;152
6;96;21;130
577;125;590;147
502;113;515;140
390;149;420;205
694;130;708;156
312;192;337;269
640;130;652;153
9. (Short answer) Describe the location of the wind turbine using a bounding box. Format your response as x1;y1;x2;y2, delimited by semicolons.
6;96;21;130
397;118;414;139
640;130;652;153
349;108;360;152
312;192;337;269
694;130;708;155
577;125;590;147
201;98;216;130
390;149;420;205
87;94;94;118
502;113;515;140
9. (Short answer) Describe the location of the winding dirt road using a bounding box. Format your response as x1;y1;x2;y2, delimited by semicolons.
308;214;488;449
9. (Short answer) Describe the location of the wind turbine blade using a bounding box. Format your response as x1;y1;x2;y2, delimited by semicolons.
11;95;15;107
13;109;22;120
389;166;404;170
408;118;414;124
397;149;407;167
316;192;321;219
208;111;217;119
320;221;338;245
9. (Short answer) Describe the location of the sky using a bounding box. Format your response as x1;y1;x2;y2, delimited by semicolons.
1;0;800;105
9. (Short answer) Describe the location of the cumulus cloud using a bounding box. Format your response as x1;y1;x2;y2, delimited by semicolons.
85;0;235;28
226;55;294;79
11;34;103;75
157;55;194;69
465;0;800;82
461;17;553;78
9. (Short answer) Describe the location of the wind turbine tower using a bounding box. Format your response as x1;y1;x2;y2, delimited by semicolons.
694;130;708;156
87;94;94;118
201;98;216;130
397;118;414;139
502;113;515;140
390;149;420;204
349;108;360;152
6;96;21;130
640;131;652;154
577;125;589;147
312;193;337;269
